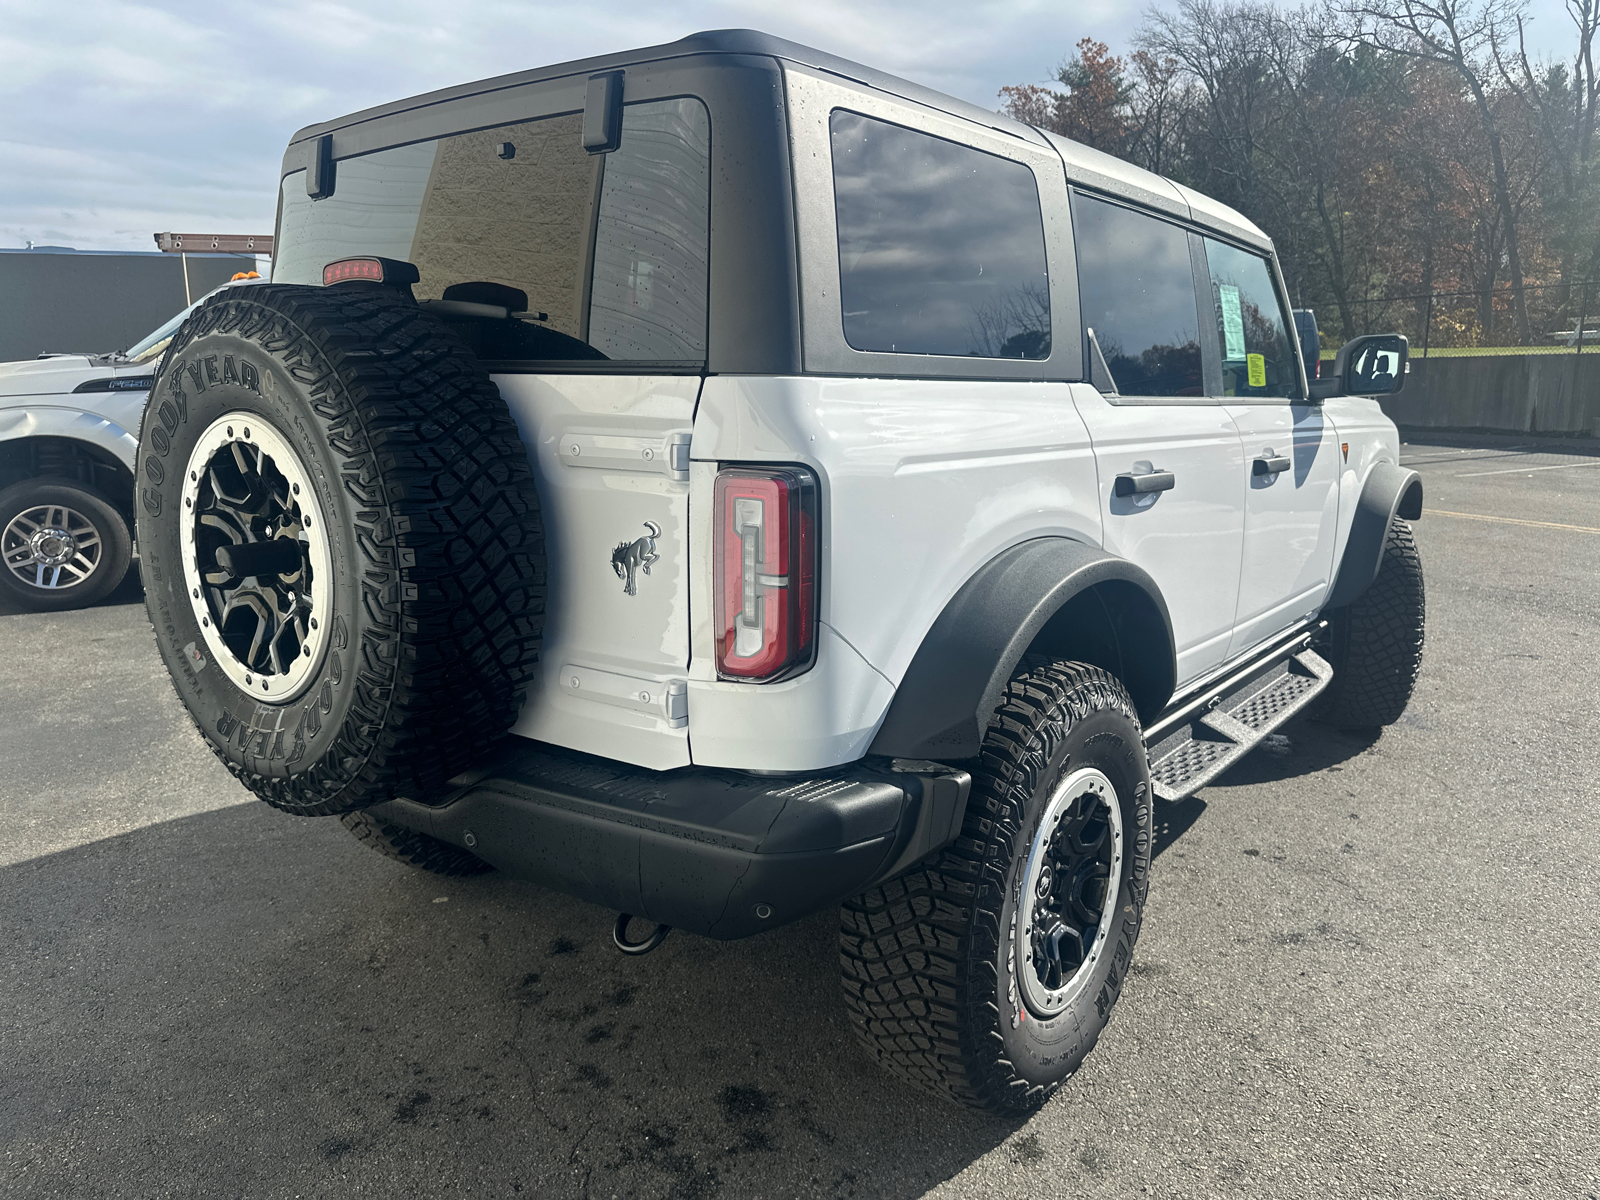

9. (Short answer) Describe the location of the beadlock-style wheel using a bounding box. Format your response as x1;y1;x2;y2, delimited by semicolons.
2;502;105;593
1011;766;1124;1020
841;661;1152;1115
179;412;333;703
138;282;544;815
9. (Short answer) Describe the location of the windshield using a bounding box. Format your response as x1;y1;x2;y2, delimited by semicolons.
123;276;263;364
125;302;198;364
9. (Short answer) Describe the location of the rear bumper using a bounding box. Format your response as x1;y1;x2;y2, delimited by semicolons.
365;737;971;940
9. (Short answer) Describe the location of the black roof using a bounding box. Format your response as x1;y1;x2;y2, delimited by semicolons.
286;28;1041;149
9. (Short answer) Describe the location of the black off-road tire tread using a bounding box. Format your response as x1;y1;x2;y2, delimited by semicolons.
1317;517;1424;730
840;661;1147;1115
142;284;545;816
0;477;133;611
339;811;494;877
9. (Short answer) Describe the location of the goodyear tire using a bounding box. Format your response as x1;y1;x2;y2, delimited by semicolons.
1316;516;1425;729
841;661;1153;1115
136;282;545;816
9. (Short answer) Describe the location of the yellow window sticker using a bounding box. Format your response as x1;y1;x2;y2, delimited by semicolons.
1247;353;1266;388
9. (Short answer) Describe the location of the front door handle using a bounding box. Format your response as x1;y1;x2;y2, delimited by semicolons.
1252;454;1292;477
1114;467;1176;497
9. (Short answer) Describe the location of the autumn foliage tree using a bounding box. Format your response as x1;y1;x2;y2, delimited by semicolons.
1000;39;1133;154
999;0;1600;348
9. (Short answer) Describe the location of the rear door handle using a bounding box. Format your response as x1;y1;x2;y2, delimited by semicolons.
1253;455;1292;477
1114;468;1176;497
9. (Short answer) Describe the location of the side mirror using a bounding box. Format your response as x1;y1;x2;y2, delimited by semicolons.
1309;333;1408;400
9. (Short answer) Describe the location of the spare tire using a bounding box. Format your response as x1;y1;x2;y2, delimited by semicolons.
136;282;545;816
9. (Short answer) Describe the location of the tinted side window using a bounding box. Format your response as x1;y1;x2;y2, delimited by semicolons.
1202;239;1300;398
273;99;710;365
829;111;1050;359
1071;193;1202;397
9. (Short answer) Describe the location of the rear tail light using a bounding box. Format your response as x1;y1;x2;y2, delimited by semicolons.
713;466;819;681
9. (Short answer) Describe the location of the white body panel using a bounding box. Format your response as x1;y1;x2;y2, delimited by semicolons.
496;374;698;770
497;374;1398;772
685;374;1101;769
1224;401;1342;658
1067;385;1246;685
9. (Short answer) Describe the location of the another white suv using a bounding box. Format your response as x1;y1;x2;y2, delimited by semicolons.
137;31;1424;1114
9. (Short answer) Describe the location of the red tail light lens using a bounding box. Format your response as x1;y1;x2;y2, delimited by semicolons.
321;257;421;287
323;257;384;285
713;466;818;681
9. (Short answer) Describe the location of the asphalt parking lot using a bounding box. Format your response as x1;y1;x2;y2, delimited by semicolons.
3;432;1597;1199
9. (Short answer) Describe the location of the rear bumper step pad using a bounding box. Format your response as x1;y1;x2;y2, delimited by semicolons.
365;740;970;940
1147;647;1333;801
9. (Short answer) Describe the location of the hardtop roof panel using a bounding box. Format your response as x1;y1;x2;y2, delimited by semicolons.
285;28;1046;150
1171;182;1272;252
280;27;1271;257
1039;131;1191;222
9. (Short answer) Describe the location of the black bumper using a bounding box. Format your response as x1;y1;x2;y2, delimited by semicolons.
365;738;972;940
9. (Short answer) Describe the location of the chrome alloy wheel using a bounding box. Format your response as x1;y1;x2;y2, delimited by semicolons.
1011;767;1124;1019
180;413;332;702
2;504;103;591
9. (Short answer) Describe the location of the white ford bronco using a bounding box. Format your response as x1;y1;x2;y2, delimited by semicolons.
138;31;1424;1115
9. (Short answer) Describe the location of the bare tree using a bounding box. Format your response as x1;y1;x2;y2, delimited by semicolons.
1126;50;1189;176
1138;0;1284;210
1341;0;1538;343
1492;0;1600;295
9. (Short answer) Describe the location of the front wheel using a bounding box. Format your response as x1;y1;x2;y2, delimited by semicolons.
841;661;1153;1115
0;478;132;611
1316;516;1425;729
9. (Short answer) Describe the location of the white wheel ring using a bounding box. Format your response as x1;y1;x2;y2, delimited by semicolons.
1014;766;1125;1018
179;412;333;704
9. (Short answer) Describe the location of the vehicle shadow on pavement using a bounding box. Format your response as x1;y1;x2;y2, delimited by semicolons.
1210;716;1381;789
1152;717;1380;860
1;802;1018;1198
0;561;145;617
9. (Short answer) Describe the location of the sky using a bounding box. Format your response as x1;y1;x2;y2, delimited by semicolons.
0;0;1584;253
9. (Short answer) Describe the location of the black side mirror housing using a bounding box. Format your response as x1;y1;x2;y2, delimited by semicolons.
1308;333;1409;400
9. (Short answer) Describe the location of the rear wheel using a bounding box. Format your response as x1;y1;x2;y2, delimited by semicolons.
0;478;131;611
1317;516;1425;729
841;661;1153;1115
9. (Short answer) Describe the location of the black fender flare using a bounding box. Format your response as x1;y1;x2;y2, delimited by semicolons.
868;538;1176;760
1325;462;1423;610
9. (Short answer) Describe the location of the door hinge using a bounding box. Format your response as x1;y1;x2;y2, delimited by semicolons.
559;430;692;482
561;664;688;727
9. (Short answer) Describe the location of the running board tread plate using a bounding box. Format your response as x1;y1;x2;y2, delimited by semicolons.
1147;648;1333;802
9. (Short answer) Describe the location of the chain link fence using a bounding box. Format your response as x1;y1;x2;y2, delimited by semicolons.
1311;280;1599;360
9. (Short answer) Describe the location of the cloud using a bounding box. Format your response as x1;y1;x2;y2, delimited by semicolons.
0;0;1578;251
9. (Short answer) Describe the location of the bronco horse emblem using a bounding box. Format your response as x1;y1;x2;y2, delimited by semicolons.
611;521;661;596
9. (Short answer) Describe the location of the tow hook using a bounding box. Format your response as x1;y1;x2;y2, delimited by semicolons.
613;913;672;956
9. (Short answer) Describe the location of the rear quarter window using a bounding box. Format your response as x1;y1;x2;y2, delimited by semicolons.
828;111;1050;359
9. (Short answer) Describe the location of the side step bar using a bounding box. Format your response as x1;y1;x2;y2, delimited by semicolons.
1145;628;1333;802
